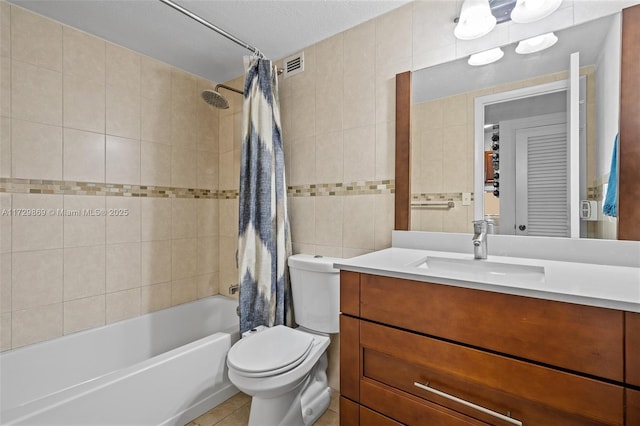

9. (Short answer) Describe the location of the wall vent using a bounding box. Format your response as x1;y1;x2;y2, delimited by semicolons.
283;52;304;78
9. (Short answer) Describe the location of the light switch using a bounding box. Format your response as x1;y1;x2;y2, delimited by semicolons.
462;192;471;206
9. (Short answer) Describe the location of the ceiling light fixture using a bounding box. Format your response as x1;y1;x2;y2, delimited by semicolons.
510;0;562;23
468;47;504;66
515;32;558;54
454;0;497;40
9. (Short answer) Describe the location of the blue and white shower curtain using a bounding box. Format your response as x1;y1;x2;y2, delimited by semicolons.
237;57;292;334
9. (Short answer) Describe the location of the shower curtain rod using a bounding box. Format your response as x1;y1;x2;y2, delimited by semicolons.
159;0;266;59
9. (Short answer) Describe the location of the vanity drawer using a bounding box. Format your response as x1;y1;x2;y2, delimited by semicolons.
360;320;624;425
360;273;624;381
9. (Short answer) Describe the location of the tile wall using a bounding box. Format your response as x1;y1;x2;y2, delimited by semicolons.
0;2;221;351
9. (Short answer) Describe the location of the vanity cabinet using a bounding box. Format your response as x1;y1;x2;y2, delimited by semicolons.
340;271;631;425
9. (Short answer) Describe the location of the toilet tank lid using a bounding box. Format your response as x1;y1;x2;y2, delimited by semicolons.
288;254;341;273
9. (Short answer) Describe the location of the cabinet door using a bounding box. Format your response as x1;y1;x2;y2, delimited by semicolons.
626;312;640;386
360;406;403;426
340;396;359;426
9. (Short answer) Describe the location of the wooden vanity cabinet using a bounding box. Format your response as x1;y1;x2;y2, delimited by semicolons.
340;271;629;425
625;312;640;387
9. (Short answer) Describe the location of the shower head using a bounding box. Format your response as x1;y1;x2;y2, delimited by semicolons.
202;84;243;109
202;89;229;109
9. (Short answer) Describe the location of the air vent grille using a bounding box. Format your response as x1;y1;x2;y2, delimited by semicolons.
283;52;304;78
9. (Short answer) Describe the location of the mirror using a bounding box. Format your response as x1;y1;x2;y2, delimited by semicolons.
409;14;620;239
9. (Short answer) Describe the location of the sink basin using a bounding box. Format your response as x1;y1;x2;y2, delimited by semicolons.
414;256;545;285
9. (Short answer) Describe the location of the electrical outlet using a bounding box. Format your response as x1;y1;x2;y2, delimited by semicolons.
462;192;471;206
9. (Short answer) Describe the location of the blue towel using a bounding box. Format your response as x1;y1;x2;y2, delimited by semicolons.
603;134;618;217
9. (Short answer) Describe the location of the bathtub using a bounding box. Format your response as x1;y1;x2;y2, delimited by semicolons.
0;295;240;425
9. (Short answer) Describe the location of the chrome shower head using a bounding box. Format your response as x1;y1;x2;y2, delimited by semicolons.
201;84;243;109
201;89;229;109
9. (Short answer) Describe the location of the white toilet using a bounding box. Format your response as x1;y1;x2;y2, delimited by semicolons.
226;254;340;426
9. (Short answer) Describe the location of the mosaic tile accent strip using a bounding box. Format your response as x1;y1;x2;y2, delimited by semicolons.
411;192;472;202
287;180;395;197
0;178;395;199
0;178;221;199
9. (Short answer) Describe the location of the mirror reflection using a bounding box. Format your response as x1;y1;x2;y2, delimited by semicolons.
410;13;620;239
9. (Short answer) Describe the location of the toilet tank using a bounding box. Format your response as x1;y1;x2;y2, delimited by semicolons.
288;254;341;334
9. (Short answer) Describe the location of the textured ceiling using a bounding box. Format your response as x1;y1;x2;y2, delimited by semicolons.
9;0;411;83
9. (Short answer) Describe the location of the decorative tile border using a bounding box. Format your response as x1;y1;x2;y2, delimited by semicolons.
0;178;395;199
0;178;220;199
287;180;395;197
411;192;472;202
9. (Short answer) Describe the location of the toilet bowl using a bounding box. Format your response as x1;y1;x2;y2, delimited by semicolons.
226;254;340;426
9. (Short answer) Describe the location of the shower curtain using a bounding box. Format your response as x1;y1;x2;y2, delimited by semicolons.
237;57;292;334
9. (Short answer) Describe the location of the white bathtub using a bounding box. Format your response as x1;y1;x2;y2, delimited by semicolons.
0;295;240;425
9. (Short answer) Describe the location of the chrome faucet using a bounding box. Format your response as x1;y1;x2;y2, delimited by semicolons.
472;220;488;260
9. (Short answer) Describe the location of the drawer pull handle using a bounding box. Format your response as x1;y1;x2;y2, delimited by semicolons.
413;381;522;426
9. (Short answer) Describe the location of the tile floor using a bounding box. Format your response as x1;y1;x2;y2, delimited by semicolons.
186;389;340;426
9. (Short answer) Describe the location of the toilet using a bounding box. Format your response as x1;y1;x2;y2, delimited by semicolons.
226;254;340;426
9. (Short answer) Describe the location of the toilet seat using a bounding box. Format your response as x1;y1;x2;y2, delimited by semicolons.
227;325;315;378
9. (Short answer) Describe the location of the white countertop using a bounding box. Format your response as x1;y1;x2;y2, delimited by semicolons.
334;247;640;313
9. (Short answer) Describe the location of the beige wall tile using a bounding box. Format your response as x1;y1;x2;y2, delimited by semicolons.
218;110;234;154
289;88;316;140
141;141;171;186
141;240;171;286
314;245;343;258
62;27;105;85
197;150;217;190
375;121;395;180
172;198;197;239
412;0;457;59
197;236;218;275
290;136;316;186
12;249;63;310
343;125;375;182
0;2;9;58
63;245;105;301
343;195;375;250
12;302;62;348
374;194;394;250
375;3;412;65
106;84;140;140
106;196;141;244
218;235;237;289
315;196;343;247
63;295;104;334
0;117;8;179
196;273;218;299
342;247;373;259
442;204;472;233
1;252;11;313
12;119;62;180
0;312;10;351
63;73;105;133
11;60;61;126
141;56;171;101
442;125;469;192
63;195;105;248
106;43;139;92
171;238;196;280
197;199;218;238
171;146;197;188
218;150;234;190
0;55;9;117
315;131;343;184
0;193;10;253
171;276;197;306
105;242;140;293
289;197;315;245
63;128;105;182
141;281;171;314
12;194;63;251
141;197;172;241
10;6;61;71
171;109;197;150
106;288;140;324
106;135;140;184
141;95;171;145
